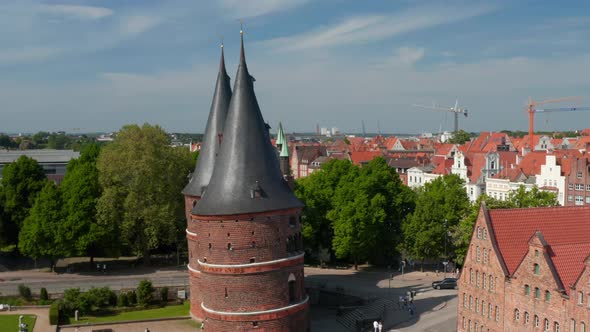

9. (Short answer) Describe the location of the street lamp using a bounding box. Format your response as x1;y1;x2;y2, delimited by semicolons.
443;219;448;278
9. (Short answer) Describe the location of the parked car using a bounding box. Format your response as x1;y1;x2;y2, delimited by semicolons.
432;278;457;289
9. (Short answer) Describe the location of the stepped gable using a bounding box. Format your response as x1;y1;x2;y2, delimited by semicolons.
182;45;232;197
193;32;303;216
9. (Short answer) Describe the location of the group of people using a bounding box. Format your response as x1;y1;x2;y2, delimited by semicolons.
372;320;383;332
96;263;107;273
398;294;416;316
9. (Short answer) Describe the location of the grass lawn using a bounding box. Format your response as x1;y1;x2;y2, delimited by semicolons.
0;314;37;331
78;302;190;324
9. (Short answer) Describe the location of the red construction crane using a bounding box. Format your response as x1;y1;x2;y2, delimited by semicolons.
526;96;590;148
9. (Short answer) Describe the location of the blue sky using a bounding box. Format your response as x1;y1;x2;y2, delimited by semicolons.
1;0;590;134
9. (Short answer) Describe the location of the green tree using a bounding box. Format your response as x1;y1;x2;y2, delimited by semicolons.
97;124;193;264
507;185;558;208
448;130;472;144
0;134;15;149
47;133;71;149
329;157;415;268
60;144;113;262
136;279;154;307
401;174;469;269
18;182;66;269
0;156;47;251
295;159;357;258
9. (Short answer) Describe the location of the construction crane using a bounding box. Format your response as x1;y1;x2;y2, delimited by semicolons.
412;100;468;133
525;96;590;148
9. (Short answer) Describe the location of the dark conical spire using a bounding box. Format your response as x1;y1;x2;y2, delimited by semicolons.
182;45;232;197
193;30;303;216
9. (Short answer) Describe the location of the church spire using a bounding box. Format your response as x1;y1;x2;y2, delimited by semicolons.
182;44;232;197
276;122;285;149
193;29;303;216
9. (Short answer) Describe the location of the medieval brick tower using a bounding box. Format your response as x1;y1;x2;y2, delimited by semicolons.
184;32;309;331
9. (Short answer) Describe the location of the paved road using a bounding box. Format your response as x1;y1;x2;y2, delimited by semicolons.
390;294;457;332
0;268;189;296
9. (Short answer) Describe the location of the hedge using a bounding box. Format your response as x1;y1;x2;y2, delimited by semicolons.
49;302;59;325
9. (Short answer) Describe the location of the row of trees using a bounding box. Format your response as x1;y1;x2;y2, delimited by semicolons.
295;157;558;268
0;124;194;266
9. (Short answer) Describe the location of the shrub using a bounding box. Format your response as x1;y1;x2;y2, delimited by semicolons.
62;288;91;316
85;287;115;309
136;280;154;307
128;291;137;305
159;287;168;303
49;302;59;325
117;292;129;307
40;287;49;301
18;284;32;301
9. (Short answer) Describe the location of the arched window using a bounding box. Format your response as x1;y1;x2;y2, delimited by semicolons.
534;263;540;275
470;269;474;284
483;249;488;264
534;315;540;328
581;322;586;332
524;284;531;295
481;299;485;316
477;271;480;287
477;246;481;262
470;295;473;310
483;273;487;289
535;287;541;299
571;319;576;332
489;275;494;292
545;290;551;302
463;293;467;308
514;309;520;321
525;312;530;324
555;321;560;332
462;317;466;329
475;297;479;312
477;226;481;238
483;228;487;239
544;319;549;331
495;306;499;321
288;273;297;303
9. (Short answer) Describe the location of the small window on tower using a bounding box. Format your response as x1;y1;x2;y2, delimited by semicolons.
250;257;256;263
250;181;263;199
208;243;212;250
289;216;296;228
192;200;197;207
225;287;228;298
251;241;256;248
228;243;232;250
252;321;259;327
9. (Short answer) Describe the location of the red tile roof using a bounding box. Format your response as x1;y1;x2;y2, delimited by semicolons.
350;151;383;165
517;151;547;176
384;137;398;150
435;143;456;157
432;159;454;175
488;206;590;293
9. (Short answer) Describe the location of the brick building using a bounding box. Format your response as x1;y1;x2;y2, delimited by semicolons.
184;33;309;331
564;156;590;206
458;204;590;332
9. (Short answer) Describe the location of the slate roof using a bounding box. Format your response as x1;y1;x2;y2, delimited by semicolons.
488;206;590;294
183;46;231;197
193;33;303;216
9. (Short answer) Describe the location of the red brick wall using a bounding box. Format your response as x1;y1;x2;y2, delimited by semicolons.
564;158;590;207
203;307;308;332
189;211;303;265
199;267;305;312
457;207;506;332
187;206;308;330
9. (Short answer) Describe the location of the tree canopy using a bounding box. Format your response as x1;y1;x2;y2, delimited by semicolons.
18;182;65;268
0;156;47;251
96;124;193;264
401;174;470;265
448;130;472;144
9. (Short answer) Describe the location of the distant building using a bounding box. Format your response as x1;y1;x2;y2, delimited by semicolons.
458;204;590;332
0;149;80;184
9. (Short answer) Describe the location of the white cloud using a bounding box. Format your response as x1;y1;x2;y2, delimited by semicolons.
262;4;498;52
220;0;309;18
120;15;162;36
0;47;63;64
38;4;113;20
387;47;426;67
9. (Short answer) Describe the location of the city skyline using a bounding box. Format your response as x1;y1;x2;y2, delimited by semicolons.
1;0;590;134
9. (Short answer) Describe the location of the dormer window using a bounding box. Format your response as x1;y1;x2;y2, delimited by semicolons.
250;181;263;199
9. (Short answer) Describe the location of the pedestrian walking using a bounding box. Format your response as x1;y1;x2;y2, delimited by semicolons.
398;295;404;309
103;264;106;273
96;263;100;272
378;320;383;332
373;320;379;332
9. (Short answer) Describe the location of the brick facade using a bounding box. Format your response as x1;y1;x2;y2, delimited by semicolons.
186;206;309;331
564;157;590;207
458;205;590;332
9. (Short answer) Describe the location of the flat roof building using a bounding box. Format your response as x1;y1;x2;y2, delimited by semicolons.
0;149;80;183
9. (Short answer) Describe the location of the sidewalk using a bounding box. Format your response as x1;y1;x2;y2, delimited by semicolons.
0;307;54;332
